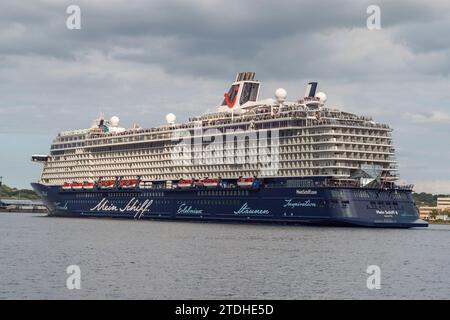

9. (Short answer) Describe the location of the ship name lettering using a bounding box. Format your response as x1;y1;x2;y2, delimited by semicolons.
234;203;270;215
296;189;317;195
283;199;316;208
120;198;154;215
90;198;118;212
177;203;203;214
375;210;399;216
90;197;153;215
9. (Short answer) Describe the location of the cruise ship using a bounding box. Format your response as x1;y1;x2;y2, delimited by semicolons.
31;72;427;227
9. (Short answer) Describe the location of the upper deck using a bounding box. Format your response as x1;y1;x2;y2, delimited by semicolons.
36;72;399;186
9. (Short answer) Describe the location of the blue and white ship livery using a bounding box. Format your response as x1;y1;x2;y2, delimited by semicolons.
31;72;427;227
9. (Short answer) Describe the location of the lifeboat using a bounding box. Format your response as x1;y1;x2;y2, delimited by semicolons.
194;181;204;188
98;180;115;189
177;179;193;189
139;181;153;189
71;182;83;190
128;179;138;188
120;179;138;189
62;182;71;190
237;177;255;187
83;181;95;190
118;180;126;188
200;178;221;188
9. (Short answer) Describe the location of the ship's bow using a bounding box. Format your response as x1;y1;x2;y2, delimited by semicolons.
31;183;54;215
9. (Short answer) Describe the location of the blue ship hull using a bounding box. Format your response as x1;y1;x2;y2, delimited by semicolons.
31;182;428;228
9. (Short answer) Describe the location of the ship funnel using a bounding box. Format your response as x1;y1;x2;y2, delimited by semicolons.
236;72;255;82
221;72;260;110
304;82;318;98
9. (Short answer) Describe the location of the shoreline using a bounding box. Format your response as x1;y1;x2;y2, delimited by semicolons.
0;209;48;214
426;220;450;225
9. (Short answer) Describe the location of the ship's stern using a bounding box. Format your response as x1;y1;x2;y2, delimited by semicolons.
329;187;429;228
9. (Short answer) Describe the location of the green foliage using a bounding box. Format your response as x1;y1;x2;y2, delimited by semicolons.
412;192;437;206
430;209;439;218
0;184;40;200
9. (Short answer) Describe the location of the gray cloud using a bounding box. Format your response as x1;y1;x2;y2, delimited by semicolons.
404;111;450;124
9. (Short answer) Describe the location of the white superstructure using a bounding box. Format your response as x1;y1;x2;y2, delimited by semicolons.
36;73;398;186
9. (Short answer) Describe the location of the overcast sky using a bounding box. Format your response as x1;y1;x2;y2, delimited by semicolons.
0;0;449;193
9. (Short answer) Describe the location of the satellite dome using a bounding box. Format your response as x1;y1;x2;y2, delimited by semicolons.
275;88;287;103
110;116;120;127
166;113;176;124
316;92;327;103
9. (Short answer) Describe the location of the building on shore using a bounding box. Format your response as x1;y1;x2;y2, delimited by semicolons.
418;206;435;220
437;197;450;210
419;197;450;221
0;199;47;213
